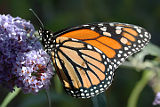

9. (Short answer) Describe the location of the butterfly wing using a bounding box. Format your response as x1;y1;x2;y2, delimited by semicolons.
51;37;114;98
41;22;151;98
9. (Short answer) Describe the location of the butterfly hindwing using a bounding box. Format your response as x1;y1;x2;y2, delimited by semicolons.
51;37;114;98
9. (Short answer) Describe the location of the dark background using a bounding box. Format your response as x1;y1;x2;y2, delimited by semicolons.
0;0;159;107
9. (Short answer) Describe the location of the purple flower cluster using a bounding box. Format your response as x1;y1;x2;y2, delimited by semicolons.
153;92;160;105
0;14;54;94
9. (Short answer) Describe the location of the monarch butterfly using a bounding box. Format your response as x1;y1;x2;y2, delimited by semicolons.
39;22;151;98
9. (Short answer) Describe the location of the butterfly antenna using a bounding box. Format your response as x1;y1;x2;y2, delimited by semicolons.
29;8;44;29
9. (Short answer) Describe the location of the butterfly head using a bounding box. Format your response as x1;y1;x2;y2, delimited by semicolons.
38;27;55;53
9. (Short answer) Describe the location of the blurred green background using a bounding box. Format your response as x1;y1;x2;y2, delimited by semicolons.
0;0;160;107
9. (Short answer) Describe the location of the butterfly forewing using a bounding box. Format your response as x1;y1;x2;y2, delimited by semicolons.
40;22;151;98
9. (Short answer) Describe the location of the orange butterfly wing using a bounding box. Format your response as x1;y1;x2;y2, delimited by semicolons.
40;22;151;98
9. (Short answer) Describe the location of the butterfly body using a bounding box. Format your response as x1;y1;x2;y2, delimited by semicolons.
39;22;151;98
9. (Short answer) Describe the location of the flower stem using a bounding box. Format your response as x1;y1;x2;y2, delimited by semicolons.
0;87;21;107
45;90;51;107
127;70;154;107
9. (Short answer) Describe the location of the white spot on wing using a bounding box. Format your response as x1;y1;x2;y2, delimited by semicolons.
121;58;125;61
119;50;123;53
139;34;143;38
116;26;122;30
110;71;113;74
98;23;103;26
128;51;132;54
109;65;112;69
94;47;102;53
137;28;141;33
102;54;106;59
104;84;107;88
100;27;107;31
95;90;99;93
81;93;85;96
80;89;83;92
117;54;121;57
124;53;127;57
109;23;114;26
87;45;92;49
115;29;122;34
124;47;129;50
83;24;89;27
108;76;111;80
107;81;111;84
133;44;136;47
117;61;120;64
91;27;95;30
104;61;107;65
100;88;104;91
71;38;79;41
144;38;148;41
103;32;111;37
138;40;141;43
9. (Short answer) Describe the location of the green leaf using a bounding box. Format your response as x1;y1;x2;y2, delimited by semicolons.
127;70;155;107
143;43;160;57
0;87;21;107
